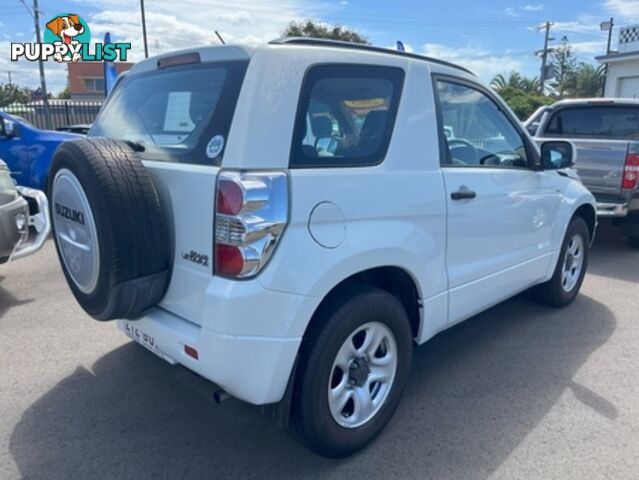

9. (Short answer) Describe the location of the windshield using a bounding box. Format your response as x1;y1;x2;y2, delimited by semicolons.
91;61;248;165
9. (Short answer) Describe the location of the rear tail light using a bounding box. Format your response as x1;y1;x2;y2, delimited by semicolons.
214;171;288;279
623;145;639;190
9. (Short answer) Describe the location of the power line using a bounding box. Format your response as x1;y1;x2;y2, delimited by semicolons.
32;0;52;129
140;0;149;58
536;21;554;94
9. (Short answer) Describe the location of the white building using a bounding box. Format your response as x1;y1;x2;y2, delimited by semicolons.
597;24;639;98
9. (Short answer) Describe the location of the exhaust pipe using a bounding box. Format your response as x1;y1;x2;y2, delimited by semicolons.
213;389;231;404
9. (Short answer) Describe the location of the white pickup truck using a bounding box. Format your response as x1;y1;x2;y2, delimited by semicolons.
49;39;597;457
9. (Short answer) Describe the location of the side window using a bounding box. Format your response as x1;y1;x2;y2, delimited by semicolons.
436;80;529;168
290;64;404;168
545;106;639;140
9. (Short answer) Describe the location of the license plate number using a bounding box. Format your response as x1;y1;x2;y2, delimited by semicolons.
123;321;175;364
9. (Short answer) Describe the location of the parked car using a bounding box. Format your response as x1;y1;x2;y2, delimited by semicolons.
0;112;81;192
48;39;597;457
525;98;639;247
0;160;50;264
56;124;91;135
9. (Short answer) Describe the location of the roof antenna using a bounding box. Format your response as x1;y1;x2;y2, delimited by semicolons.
396;41;405;52
215;30;226;45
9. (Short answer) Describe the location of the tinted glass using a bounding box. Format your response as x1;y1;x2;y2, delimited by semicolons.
437;80;528;168
290;64;404;168
545;106;639;140
91;61;247;165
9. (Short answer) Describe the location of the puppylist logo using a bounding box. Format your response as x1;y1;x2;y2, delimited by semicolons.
10;13;131;63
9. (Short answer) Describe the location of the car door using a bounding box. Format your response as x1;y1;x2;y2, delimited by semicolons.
433;76;563;325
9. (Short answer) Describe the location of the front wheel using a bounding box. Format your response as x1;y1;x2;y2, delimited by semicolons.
533;217;590;307
290;285;413;458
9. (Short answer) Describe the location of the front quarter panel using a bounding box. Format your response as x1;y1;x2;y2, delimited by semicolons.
545;175;596;279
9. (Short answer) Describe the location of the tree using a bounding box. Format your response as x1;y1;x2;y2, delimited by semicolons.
0;84;31;108
497;86;553;120
573;63;605;98
282;20;369;45
550;38;577;98
57;87;71;99
491;71;541;95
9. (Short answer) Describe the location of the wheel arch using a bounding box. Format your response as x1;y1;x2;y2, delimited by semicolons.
304;265;422;342
572;202;597;244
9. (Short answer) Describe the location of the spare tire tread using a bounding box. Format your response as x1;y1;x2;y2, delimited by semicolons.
49;138;171;320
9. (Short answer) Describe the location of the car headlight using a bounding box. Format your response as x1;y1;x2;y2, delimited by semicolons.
15;212;27;231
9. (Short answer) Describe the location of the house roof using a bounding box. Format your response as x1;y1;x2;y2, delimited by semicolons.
596;50;639;64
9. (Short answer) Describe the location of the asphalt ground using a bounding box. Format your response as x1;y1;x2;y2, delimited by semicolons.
0;220;637;479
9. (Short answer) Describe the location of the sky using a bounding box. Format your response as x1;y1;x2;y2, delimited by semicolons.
1;0;638;95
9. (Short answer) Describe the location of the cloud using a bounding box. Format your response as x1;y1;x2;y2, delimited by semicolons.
604;0;639;21
552;20;600;34
422;43;522;81
505;4;544;17
504;8;520;17
84;0;317;63
570;40;607;55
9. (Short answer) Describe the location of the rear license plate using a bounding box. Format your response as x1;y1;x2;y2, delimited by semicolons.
123;321;176;364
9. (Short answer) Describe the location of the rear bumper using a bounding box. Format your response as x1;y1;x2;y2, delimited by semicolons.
117;307;302;405
596;201;628;218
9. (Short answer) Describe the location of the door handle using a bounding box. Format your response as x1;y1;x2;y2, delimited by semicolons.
451;190;477;201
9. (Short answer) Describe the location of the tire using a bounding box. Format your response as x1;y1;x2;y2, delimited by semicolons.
533;217;590;308
48;138;171;320
290;285;412;458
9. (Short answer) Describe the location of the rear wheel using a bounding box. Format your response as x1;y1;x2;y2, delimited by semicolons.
533;217;590;307
290;285;412;458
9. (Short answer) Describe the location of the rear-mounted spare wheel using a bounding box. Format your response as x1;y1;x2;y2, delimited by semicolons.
49;138;171;320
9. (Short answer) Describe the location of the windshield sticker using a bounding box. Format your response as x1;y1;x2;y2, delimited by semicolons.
206;135;225;159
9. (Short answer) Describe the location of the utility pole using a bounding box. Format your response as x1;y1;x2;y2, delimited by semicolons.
6;71;15;85
601;17;614;97
33;0;52;129
140;0;149;58
536;21;554;95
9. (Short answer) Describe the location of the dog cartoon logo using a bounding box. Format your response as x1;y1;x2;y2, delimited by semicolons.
44;14;91;62
10;13;130;64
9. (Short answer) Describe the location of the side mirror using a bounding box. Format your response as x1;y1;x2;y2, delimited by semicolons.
0;118;16;139
540;141;575;170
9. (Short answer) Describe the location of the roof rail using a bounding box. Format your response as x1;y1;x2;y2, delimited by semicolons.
269;37;475;76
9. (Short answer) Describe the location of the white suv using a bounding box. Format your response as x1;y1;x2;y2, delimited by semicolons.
49;38;597;457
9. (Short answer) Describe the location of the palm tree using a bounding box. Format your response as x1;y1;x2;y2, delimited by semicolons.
491;71;523;92
491;71;540;94
520;77;541;94
573;63;605;98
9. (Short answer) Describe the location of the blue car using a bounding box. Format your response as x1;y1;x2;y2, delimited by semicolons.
0;112;81;192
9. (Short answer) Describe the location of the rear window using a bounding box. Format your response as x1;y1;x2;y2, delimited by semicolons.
91;61;248;165
545;105;639;140
290;64;404;168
